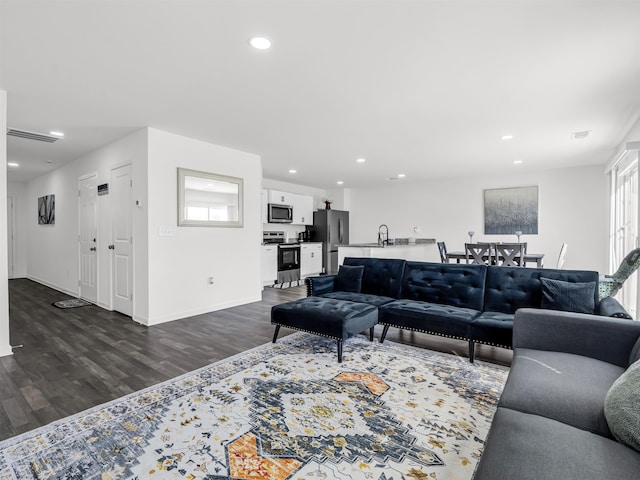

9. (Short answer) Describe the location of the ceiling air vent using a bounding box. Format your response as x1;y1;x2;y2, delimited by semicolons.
571;130;591;140
6;128;61;143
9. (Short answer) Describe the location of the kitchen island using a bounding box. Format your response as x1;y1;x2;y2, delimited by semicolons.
338;239;438;265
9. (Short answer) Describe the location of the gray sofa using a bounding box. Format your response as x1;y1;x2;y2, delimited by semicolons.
473;308;640;479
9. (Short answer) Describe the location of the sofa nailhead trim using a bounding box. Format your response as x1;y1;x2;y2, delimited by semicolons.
378;322;512;350
378;322;468;342
271;322;343;341
474;340;512;350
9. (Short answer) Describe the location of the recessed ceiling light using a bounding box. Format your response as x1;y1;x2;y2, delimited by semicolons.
356;158;366;163
398;173;406;178
249;36;272;50
337;181;344;185
289;169;296;174
501;135;514;140
49;131;65;137
513;160;523;165
7;162;19;167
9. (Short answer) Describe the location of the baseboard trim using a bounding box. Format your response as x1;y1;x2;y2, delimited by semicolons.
132;314;149;326
27;275;78;298
144;295;262;326
0;346;13;358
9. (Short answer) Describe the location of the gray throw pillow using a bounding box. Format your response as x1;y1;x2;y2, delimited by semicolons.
334;265;364;293
605;359;640;452
540;277;596;314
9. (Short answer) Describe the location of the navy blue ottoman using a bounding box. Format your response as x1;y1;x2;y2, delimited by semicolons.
271;297;378;362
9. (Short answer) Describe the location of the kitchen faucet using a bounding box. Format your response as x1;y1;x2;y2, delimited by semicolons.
378;224;389;246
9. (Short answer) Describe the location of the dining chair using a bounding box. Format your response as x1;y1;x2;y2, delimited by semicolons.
437;241;448;263
495;243;525;267
465;243;493;265
557;243;568;269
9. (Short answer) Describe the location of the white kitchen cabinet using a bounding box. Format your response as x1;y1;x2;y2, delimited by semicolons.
300;243;323;278
268;190;295;206
291;193;314;225
268;189;314;225
262;244;278;286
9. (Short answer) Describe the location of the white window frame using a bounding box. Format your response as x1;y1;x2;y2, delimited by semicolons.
609;148;640;317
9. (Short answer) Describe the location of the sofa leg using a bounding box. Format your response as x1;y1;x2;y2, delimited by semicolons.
380;325;390;344
468;340;475;363
272;325;281;343
337;340;343;363
369;327;375;342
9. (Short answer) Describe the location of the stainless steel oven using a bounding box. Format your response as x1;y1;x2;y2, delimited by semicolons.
268;203;293;223
277;244;300;283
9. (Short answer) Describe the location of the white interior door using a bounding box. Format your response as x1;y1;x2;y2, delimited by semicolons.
111;164;133;316
7;196;14;279
78;175;98;303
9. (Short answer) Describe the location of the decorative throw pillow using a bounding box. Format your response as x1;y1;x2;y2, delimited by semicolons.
334;265;365;293
540;277;596;314
605;359;640;452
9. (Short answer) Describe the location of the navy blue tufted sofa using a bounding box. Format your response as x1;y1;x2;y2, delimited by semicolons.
305;257;630;361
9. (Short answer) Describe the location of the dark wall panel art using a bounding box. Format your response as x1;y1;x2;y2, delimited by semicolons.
38;194;55;225
484;186;538;234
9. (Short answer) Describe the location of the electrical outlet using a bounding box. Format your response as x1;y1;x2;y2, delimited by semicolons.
208;276;215;286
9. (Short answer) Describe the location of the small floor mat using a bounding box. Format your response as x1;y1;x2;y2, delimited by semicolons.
53;298;92;309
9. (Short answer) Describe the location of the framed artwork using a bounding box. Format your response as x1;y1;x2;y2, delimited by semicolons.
38;194;55;225
484;186;538;234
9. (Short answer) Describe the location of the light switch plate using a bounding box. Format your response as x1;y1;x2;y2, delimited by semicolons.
159;227;177;237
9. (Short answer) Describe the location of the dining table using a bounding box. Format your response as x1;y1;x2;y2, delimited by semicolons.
446;251;545;268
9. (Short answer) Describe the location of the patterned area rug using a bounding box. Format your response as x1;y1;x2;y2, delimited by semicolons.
0;333;508;480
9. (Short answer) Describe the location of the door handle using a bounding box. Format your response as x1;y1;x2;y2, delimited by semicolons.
90;247;96;252
108;245;115;250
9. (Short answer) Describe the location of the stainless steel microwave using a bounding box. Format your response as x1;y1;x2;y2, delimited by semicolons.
268;203;293;223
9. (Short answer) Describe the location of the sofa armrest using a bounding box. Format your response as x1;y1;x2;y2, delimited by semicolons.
305;275;336;296
597;296;633;319
513;308;640;368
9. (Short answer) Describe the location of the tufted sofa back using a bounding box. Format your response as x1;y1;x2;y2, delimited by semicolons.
400;261;487;310
343;257;406;298
484;266;600;314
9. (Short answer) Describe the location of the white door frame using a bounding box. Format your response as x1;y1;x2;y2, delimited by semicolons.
7;196;14;279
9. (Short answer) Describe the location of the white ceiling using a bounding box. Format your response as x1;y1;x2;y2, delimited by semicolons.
2;0;640;187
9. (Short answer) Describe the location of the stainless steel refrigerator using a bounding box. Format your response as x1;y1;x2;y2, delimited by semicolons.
310;209;349;275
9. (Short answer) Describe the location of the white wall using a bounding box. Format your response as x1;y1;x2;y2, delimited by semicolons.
262;178;328;239
7;182;28;278
0;90;10;357
145;128;262;325
619;116;640;147
26;129;148;311
348;165;608;273
23;127;261;326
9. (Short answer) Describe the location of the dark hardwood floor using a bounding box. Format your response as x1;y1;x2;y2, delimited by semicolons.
0;278;511;442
